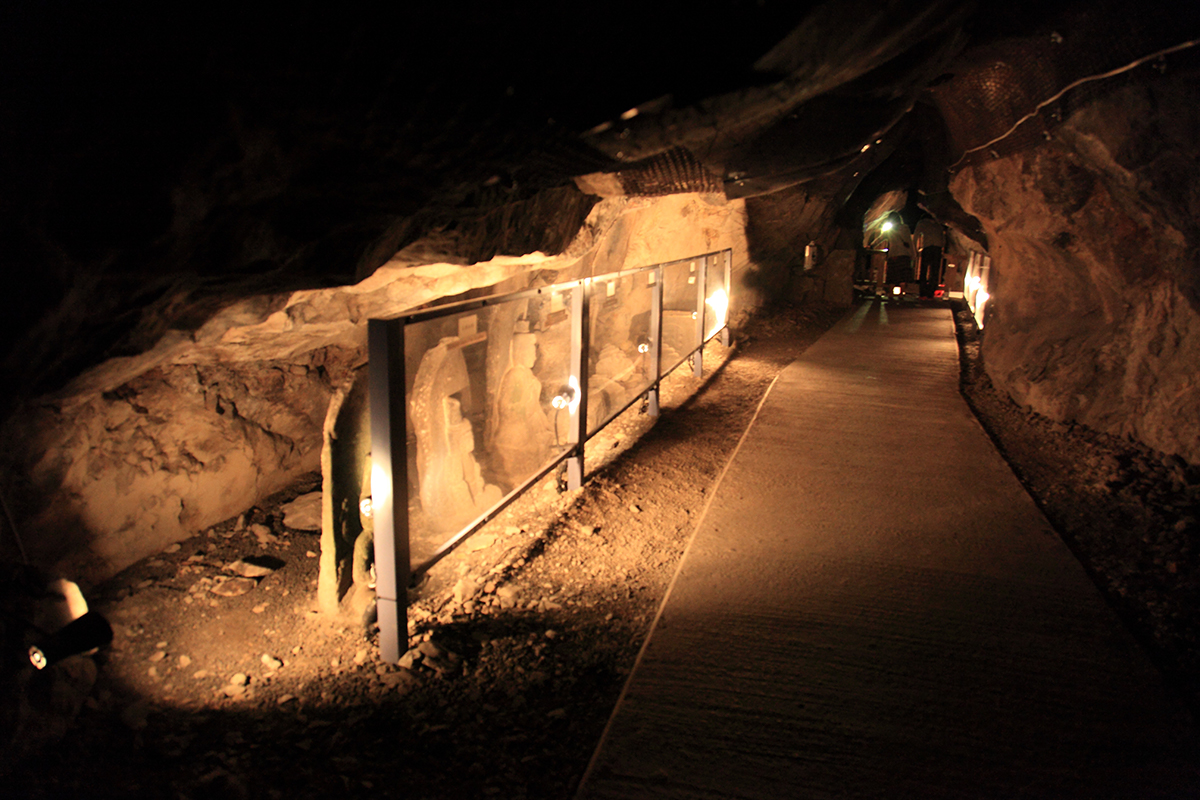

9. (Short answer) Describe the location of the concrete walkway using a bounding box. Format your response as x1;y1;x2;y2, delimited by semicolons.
577;302;1200;799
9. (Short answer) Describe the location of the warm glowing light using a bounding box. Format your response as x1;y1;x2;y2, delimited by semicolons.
705;288;728;339
977;290;990;303
29;647;47;669
50;578;89;621
860;144;871;152
359;497;373;519
892;286;902;296
637;341;650;354
550;380;582;413
370;462;390;514
881;221;894;232
968;275;981;288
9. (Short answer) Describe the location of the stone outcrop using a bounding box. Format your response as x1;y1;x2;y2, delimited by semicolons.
950;69;1200;464
0;193;764;585
0;357;346;584
743;180;852;306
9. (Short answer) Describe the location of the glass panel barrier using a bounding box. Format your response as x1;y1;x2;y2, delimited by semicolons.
703;253;729;342
370;249;732;661
585;272;656;435
659;258;702;377
402;288;574;567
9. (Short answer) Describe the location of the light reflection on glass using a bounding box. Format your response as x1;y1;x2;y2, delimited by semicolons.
705;288;728;340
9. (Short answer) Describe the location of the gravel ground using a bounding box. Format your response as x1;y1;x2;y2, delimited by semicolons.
953;301;1200;715
2;304;844;799
4;298;1196;798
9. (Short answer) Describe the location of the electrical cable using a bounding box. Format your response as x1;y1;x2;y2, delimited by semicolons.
0;486;29;564
949;37;1200;170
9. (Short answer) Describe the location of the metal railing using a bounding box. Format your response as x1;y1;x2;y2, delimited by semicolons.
367;249;732;661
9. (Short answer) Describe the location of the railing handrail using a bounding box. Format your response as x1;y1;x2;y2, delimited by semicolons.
367;248;733;662
379;248;735;326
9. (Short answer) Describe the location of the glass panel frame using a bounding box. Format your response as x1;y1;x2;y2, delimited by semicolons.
659;258;703;377
369;249;732;662
586;272;657;435
401;289;575;567
703;252;730;343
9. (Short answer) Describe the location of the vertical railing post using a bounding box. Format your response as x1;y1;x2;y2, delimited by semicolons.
721;249;733;348
368;318;411;664
694;256;708;377
647;267;663;418
568;282;591;490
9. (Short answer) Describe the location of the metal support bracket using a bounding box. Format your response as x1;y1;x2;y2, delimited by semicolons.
648;266;663;418
721;249;733;348
368;318;411;664
567;282;591;491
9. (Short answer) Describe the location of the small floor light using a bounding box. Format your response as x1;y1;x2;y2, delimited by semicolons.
29;611;113;670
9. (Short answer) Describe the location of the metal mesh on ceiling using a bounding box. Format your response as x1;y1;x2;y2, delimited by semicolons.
614;147;723;196
929;2;1196;170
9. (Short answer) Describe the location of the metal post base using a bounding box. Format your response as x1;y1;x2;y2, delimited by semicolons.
567;454;584;491
378;597;405;663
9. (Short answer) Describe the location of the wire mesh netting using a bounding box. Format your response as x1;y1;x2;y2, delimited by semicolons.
930;1;1197;169
615;147;724;196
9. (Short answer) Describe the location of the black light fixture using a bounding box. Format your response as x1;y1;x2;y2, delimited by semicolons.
29;611;113;670
550;384;577;410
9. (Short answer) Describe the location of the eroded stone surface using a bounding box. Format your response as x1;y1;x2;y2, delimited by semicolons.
950;72;1200;464
2;193;761;584
280;491;322;531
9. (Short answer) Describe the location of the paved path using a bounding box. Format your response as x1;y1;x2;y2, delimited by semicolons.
577;302;1200;799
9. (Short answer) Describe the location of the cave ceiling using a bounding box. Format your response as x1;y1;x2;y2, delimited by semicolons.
0;0;1188;415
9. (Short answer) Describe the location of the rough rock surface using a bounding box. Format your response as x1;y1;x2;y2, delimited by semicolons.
6;301;1197;798
742;179;853;306
0;360;341;584
949;69;1200;464
280;492;322;532
0;193;766;586
0;304;846;799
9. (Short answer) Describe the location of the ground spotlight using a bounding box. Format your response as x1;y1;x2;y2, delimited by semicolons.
29;611;113;670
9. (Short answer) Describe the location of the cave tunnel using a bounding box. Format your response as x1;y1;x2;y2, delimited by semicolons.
3;1;1200;796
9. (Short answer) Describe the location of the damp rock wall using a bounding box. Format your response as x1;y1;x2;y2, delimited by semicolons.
0;192;763;585
742;180;852;307
949;71;1200;464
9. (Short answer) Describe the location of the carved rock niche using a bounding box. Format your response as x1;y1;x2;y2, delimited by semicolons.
411;336;502;533
318;365;371;616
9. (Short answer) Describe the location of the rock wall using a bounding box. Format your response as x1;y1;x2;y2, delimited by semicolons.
949;71;1200;464
0;356;347;583
0;193;764;585
743;180;852;307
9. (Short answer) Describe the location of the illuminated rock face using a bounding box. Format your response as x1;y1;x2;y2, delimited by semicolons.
1;193;763;584
412;339;503;528
1;359;343;582
950;74;1200;463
